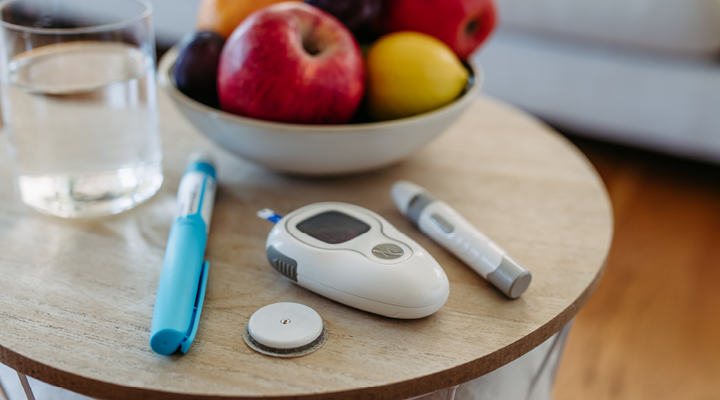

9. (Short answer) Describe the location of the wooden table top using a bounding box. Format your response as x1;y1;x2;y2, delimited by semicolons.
0;91;612;400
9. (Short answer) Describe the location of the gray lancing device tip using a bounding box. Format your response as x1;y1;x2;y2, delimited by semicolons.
487;255;532;299
242;322;329;358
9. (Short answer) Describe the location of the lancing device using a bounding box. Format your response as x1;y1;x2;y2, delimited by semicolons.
391;180;532;299
150;152;217;355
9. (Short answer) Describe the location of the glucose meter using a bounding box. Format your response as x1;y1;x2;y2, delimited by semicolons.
264;202;450;319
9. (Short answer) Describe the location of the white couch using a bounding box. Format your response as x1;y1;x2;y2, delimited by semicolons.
472;0;720;162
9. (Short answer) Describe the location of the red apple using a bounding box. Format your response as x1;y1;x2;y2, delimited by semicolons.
217;2;365;124
380;0;497;60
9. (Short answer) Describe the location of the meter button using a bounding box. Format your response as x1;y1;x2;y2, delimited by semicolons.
430;213;454;233
372;243;404;260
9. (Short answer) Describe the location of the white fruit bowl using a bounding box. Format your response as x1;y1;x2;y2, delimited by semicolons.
157;45;482;176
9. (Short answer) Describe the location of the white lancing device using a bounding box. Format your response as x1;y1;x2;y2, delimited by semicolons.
391;180;532;299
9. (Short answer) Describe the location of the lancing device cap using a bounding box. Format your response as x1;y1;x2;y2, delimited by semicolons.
243;302;328;358
487;255;532;299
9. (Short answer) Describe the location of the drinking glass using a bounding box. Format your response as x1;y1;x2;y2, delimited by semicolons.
0;0;162;218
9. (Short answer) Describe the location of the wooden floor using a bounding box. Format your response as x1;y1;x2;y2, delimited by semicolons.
553;137;720;400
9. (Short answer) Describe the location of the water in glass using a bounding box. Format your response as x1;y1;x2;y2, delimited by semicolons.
2;41;163;217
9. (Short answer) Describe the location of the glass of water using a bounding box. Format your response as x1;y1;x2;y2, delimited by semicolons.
0;0;162;218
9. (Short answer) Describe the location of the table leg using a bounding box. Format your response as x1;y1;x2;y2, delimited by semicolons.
525;321;572;400
445;385;458;400
15;373;35;400
0;373;9;400
409;321;574;400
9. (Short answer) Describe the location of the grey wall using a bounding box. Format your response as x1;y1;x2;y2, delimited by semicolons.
150;0;200;45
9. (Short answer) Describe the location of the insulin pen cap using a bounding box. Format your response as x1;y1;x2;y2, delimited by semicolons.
186;151;217;177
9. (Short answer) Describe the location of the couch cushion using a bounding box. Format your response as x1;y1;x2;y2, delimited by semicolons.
497;0;720;56
473;30;720;162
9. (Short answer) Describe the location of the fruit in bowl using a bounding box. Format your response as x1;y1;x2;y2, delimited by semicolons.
173;31;225;108
217;2;364;124
197;0;300;39
176;0;496;125
303;0;383;42
379;0;497;60
366;32;470;121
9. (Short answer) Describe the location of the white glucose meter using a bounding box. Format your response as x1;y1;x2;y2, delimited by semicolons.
264;202;450;319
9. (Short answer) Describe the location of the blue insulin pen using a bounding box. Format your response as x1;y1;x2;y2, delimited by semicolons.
150;152;217;355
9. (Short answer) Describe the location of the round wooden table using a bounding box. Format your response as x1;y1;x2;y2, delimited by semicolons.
0;91;612;400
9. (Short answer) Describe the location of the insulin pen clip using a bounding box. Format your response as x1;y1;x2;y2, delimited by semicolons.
391;180;532;299
150;152;217;355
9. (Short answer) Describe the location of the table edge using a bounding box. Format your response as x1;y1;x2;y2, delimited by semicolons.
0;256;607;400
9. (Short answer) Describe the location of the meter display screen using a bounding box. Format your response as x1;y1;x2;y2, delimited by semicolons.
296;211;371;244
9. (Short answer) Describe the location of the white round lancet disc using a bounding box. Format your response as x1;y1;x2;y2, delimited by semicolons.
243;302;327;357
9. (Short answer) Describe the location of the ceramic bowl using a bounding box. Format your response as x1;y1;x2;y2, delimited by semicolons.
157;45;482;175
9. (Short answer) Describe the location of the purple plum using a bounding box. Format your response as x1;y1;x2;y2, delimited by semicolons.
304;0;383;42
174;31;225;108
